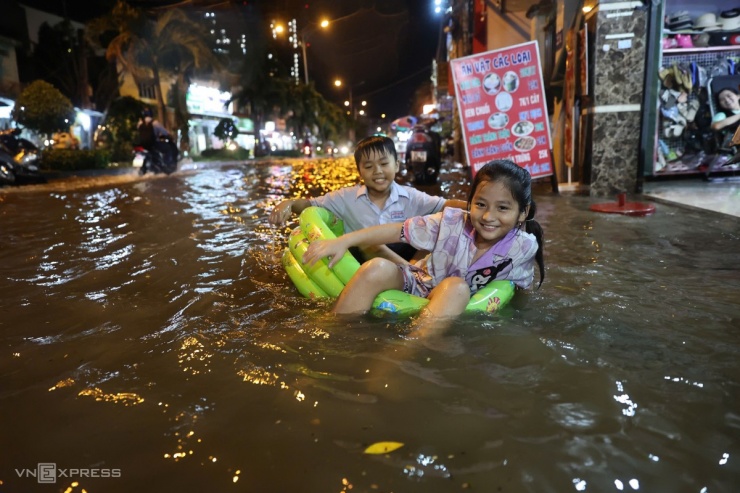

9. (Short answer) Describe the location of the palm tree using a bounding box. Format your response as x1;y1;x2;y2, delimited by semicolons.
231;40;347;147
284;82;323;139
316;97;348;143
230;53;292;144
87;0;221;136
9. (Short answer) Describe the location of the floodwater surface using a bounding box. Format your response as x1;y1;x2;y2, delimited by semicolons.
0;159;738;492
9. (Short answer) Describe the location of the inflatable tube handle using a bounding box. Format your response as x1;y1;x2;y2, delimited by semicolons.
282;248;329;298
299;207;360;285
288;228;345;297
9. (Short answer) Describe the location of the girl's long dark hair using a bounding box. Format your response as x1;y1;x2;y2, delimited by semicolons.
467;159;545;287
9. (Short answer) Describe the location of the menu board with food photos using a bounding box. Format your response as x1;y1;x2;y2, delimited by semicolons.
451;41;553;179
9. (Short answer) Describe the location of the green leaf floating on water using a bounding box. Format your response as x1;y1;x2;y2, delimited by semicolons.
364;441;404;454
283;363;353;381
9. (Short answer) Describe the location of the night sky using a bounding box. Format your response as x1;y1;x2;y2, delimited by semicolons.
20;0;442;120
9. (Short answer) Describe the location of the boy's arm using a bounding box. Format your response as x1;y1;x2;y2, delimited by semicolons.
359;244;409;265
269;198;312;225
443;199;467;210
304;223;404;268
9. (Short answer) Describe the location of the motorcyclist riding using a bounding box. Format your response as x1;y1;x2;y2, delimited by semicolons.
137;108;176;172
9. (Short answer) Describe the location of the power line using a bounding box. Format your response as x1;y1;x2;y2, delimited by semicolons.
357;64;432;99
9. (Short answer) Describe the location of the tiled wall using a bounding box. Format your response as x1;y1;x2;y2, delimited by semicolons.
588;1;648;196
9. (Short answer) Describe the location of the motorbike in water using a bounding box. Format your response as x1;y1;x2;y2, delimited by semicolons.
405;118;442;185
302;138;313;158
0;128;46;186
133;135;179;175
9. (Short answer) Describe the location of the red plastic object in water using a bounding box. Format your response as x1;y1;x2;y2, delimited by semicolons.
590;193;656;216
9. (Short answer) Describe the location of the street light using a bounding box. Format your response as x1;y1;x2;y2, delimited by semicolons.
335;79;368;142
334;79;366;117
273;18;329;85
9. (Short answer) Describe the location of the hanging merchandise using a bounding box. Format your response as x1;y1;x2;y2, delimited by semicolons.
652;1;740;177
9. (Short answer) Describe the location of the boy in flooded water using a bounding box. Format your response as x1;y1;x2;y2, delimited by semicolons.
268;135;466;263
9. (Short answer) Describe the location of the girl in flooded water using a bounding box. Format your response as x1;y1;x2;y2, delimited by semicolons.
303;159;545;325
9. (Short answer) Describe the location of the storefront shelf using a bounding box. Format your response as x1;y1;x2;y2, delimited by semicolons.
664;46;740;54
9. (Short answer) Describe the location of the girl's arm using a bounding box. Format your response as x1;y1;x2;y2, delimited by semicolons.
443;199;467;210
711;112;740;131
303;223;403;268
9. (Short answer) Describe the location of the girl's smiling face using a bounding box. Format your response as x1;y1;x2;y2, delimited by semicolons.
718;89;740;112
469;180;528;250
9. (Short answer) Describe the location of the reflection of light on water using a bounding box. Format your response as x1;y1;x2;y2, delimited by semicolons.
664;375;704;388
402;454;451;479
340;477;353;492
298;326;330;339
573;478;587;490
254;342;287;353
237;367;281;386
178;336;212;375
78;387;144;405
62;481;84;493
614;478;640;490
613;380;637;417
49;378;75;391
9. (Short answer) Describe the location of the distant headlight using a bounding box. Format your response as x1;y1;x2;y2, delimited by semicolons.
19;153;39;165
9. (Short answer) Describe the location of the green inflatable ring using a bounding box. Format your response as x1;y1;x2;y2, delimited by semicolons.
282;206;515;316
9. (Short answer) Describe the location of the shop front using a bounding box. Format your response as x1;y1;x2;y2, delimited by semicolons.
186;83;254;157
651;2;740;178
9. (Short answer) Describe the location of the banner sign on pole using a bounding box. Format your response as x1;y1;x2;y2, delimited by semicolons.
450;41;553;179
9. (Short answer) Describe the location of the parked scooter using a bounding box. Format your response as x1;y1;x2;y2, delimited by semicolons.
0;128;46;186
405;118;442;185
133;135;179;175
302;138;313;158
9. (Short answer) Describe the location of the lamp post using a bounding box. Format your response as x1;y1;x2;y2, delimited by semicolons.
299;19;329;85
273;18;329;85
334;79;367;142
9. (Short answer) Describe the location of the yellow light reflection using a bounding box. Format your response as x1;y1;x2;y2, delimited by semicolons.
178;336;213;375
237;368;281;386
62;482;87;493
49;378;75;391
78;387;144;406
254;342;287;353
298;326;330;339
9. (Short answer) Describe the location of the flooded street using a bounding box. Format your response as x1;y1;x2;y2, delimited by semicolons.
1;158;739;492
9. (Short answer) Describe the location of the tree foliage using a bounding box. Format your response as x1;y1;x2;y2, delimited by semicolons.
232;56;348;144
214;118;238;142
87;0;222;137
12;80;76;136
96;95;147;161
32;20;84;106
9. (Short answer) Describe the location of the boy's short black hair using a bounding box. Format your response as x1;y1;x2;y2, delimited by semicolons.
353;135;397;167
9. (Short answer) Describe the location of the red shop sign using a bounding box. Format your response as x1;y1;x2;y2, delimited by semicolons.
450;41;553;179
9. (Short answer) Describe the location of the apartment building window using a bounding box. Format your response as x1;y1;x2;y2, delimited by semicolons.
138;82;156;100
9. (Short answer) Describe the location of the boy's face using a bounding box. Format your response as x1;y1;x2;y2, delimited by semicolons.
357;149;399;195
